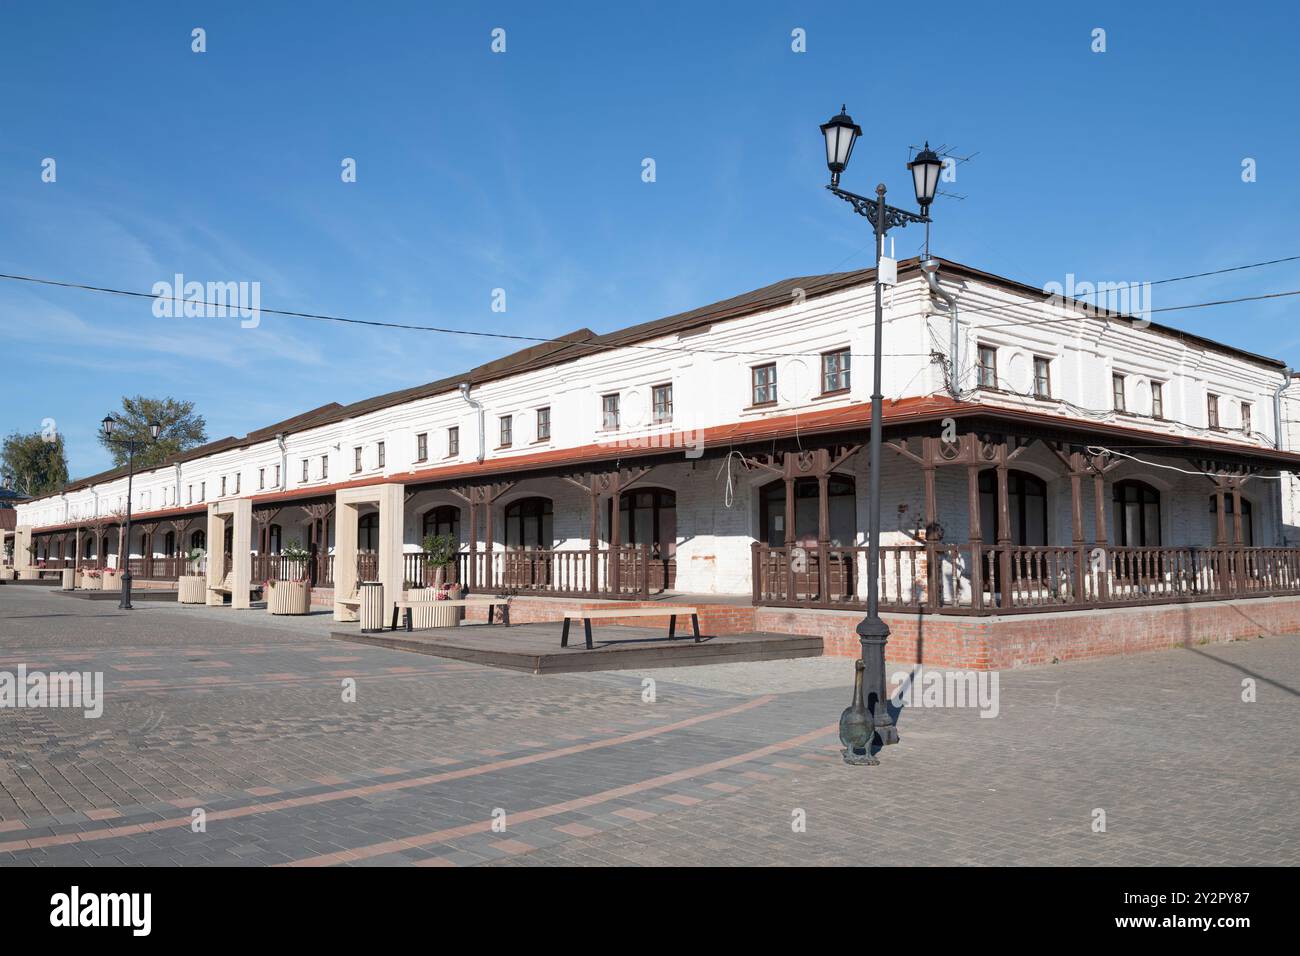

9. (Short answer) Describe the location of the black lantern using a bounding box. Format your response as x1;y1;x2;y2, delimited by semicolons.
149;420;162;440
101;415;115;437
908;142;943;212
820;105;862;187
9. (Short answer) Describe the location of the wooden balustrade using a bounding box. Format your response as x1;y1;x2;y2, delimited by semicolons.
751;543;1300;615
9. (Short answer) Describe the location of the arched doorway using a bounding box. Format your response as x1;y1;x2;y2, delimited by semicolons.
608;488;677;590
356;513;379;581
978;469;1048;547
503;497;553;588
422;505;461;543
1209;494;1253;546
1113;480;1161;546
760;475;857;600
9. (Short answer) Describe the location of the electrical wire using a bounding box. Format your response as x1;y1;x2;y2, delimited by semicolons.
1085;445;1283;481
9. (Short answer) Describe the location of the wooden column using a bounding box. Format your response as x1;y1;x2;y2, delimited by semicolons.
966;461;983;611
816;450;831;602
921;438;940;608
995;443;1013;610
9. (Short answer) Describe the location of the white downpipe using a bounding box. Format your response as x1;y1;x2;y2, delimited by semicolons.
458;382;486;463
921;258;966;398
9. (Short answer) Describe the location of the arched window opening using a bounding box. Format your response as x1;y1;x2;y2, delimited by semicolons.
504;497;553;550
1113;480;1161;547
760;476;856;548
978;469;1048;546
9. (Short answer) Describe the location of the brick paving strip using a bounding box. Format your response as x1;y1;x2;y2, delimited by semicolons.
0;694;777;855
282;721;838;866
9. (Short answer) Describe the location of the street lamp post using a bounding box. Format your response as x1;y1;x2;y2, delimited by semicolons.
820;106;942;757
100;415;161;610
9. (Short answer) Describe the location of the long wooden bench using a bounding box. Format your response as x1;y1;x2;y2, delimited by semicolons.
389;596;513;631
561;606;700;650
207;572;263;599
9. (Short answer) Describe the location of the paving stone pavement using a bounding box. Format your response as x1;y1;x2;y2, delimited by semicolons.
0;585;1295;866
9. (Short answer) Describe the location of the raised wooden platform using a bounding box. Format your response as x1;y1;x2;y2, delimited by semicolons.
330;621;822;674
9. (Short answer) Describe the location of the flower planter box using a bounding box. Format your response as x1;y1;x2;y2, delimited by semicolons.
405;587;464;628
266;579;311;615
80;575;102;590
101;573;122;592
178;575;207;604
18;568;40;581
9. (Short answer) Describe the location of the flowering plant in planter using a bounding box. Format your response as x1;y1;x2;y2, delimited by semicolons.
421;534;458;588
185;547;206;575
433;582;460;601
84;569;102;580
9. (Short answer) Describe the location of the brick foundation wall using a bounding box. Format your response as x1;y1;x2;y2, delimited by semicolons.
758;597;1300;670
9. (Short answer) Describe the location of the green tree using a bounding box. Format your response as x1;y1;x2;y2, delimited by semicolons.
2;430;69;496
99;396;208;469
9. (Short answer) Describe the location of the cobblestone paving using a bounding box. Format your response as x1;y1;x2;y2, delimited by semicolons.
0;585;1296;866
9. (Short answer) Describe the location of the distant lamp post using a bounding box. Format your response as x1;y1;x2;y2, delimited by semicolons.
100;415;162;610
821;106;941;762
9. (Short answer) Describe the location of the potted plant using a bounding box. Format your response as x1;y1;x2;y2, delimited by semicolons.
178;547;207;604
421;533;458;588
266;542;312;615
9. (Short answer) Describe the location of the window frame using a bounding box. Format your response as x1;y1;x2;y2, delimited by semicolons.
353;446;362;473
1150;381;1164;420
1032;356;1051;399
1207;393;1220;430
751;363;777;407
820;348;851;395
1112;373;1126;413
1241;402;1253;435
977;345;998;390
536;406;551;442
601;393;620;431
415;432;428;462
377;441;385;468
447;426;460;458
498;415;513;448
652;383;673;424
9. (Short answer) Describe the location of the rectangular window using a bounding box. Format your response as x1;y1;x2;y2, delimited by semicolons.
234;474;240;494
221;477;227;497
536;407;550;442
321;455;328;479
1033;356;1051;398
200;481;206;501
301;460;309;482
602;393;620;430
353;447;362;473
448;427;459;457
1207;393;1220;429
259;468;265;490
652;383;673;423
499;415;513;447
187;484;193;504
274;464;281;487
377;441;385;468
416;433;428;461
821;348;851;394
1241;402;1252;435
977;345;997;389
1151;381;1164;419
1112;373;1126;413
752;364;777;406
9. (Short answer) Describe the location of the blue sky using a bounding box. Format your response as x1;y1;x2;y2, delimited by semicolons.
2;1;1298;478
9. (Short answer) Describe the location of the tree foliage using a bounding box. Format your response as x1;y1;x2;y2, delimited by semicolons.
99;396;208;469
1;430;69;497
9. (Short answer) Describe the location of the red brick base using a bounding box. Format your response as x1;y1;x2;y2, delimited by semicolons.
318;587;1300;670
757;597;1300;669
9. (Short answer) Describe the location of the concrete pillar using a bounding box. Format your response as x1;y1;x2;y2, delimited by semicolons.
228;498;253;610
15;526;32;570
377;483;405;624
205;505;225;605
334;498;359;621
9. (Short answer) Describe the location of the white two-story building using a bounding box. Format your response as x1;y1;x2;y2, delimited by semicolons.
10;257;1300;666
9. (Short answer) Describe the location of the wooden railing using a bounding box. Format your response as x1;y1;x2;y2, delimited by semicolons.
454;545;660;599
751;543;1300;615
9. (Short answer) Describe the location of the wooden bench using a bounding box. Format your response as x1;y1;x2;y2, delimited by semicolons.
208;571;263;601
336;586;361;610
389;596;512;632
560;606;700;650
